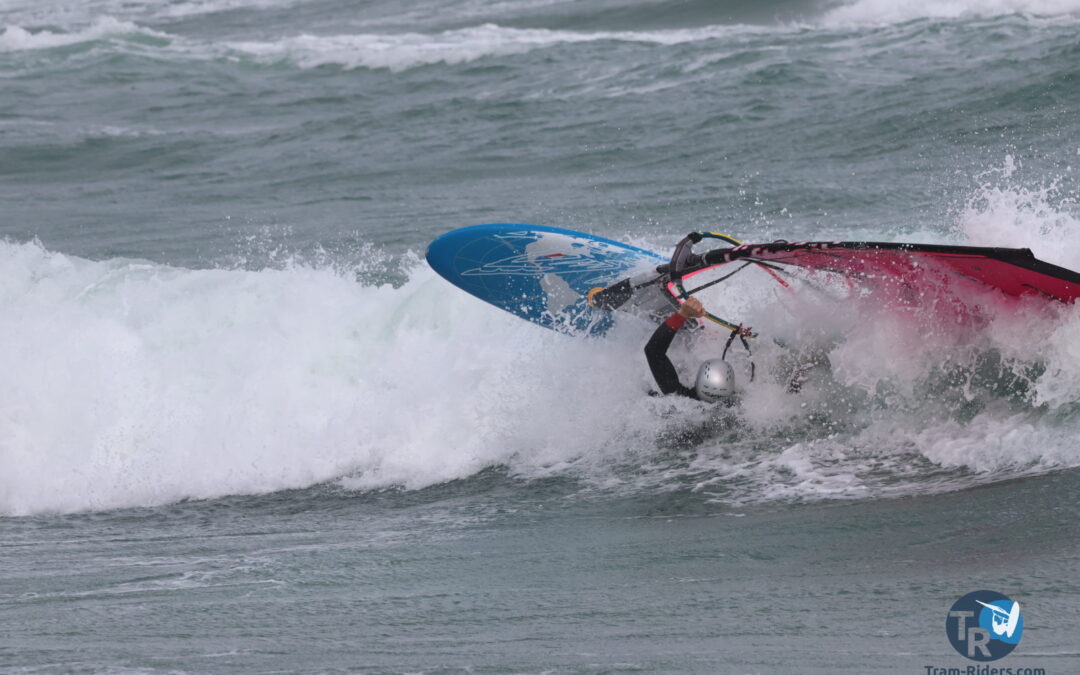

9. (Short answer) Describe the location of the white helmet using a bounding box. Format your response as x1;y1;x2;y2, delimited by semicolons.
694;359;736;403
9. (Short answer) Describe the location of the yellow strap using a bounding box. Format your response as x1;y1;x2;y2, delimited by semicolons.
706;232;743;246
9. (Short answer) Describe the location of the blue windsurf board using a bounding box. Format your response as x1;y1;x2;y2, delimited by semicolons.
426;224;665;335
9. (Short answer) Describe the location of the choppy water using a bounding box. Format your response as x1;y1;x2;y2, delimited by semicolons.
2;0;1080;672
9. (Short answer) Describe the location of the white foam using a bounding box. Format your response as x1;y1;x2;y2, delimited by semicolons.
0;0;301;28
0;241;664;515
677;293;1080;507
820;0;1080;26
152;0;304;19
0;16;158;52
224;23;748;72
958;155;1080;268
0;18;756;71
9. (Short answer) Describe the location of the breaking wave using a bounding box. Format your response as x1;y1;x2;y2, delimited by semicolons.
0;17;161;52
2;174;1080;516
820;0;1080;26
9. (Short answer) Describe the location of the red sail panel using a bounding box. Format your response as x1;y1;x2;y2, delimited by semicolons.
736;245;1080;304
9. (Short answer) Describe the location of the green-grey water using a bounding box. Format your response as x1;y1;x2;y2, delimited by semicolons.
2;0;1080;672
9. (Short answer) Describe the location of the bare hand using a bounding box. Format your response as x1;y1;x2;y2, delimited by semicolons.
678;297;706;318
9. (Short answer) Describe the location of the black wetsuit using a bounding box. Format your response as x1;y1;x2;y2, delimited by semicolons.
644;312;697;399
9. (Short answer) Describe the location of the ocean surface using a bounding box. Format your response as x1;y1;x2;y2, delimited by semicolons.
3;0;1080;672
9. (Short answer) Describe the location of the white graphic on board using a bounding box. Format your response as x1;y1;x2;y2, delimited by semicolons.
460;234;628;277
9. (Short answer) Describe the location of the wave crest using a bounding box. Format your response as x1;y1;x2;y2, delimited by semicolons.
224;23;745;72
821;0;1080;26
0;16;164;52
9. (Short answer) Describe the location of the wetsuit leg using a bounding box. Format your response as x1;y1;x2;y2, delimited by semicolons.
644;313;697;398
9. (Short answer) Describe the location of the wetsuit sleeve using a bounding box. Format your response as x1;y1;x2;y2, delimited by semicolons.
644;312;697;398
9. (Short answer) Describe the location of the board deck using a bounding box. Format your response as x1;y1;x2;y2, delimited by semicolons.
426;224;664;335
